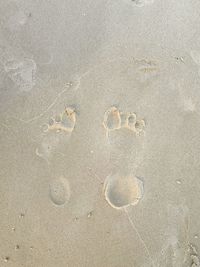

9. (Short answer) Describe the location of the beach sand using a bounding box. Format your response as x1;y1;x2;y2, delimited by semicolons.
0;0;200;266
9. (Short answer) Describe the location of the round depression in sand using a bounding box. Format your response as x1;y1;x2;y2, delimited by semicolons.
49;176;71;206
104;174;144;210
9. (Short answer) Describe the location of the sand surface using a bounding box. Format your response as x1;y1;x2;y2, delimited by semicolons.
0;0;200;266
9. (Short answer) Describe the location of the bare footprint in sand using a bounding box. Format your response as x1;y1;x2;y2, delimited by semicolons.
103;107;145;208
36;107;76;164
103;107;156;266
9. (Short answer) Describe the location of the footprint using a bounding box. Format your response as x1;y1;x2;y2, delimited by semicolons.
49;176;71;206
103;106;145;173
103;107;147;258
104;173;144;209
103;107;146;211
36;107;76;163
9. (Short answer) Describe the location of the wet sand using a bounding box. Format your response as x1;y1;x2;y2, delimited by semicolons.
0;0;200;266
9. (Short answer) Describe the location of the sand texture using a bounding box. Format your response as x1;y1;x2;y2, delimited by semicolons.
0;0;200;266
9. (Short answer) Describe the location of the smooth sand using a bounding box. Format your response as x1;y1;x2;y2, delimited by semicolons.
0;0;200;266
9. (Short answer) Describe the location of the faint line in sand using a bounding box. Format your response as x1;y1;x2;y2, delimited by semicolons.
124;207;157;267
